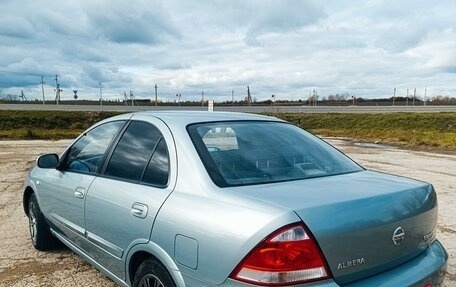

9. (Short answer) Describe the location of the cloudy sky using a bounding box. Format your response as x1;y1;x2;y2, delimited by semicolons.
0;0;455;102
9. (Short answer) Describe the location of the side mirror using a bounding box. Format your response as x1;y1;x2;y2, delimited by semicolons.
37;154;60;169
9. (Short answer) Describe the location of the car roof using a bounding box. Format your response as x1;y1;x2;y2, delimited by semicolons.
131;111;283;127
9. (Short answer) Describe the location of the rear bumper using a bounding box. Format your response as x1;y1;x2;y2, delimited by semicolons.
344;240;448;287
180;240;447;287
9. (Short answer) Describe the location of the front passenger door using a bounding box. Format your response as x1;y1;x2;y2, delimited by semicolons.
38;121;125;246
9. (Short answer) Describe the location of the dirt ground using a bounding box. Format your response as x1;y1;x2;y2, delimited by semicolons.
0;139;454;286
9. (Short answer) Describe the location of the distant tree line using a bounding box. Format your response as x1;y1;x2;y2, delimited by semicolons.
1;93;456;106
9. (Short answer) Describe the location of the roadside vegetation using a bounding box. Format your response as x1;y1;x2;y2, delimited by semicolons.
276;112;456;151
0;110;120;140
0;110;455;151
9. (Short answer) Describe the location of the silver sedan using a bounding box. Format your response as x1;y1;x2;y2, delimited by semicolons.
23;111;447;287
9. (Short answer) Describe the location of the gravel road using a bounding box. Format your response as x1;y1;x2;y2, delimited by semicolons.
0;139;454;286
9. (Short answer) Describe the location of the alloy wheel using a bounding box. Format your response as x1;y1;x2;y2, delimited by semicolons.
28;201;37;243
138;274;164;287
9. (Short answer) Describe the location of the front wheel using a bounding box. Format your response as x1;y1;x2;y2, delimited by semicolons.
28;193;59;251
133;259;176;287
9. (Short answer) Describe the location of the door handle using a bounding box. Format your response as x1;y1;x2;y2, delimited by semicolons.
131;203;148;219
74;186;86;199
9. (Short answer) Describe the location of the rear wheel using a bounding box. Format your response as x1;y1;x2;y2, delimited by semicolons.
133;259;176;287
28;193;59;251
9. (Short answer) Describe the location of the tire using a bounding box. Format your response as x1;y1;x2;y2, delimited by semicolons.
133;259;176;287
28;193;59;251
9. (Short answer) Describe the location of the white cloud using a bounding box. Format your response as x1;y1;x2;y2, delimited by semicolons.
409;29;456;71
0;16;35;38
81;0;179;44
0;0;455;101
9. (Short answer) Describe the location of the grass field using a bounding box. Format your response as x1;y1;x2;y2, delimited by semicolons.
275;113;456;150
0;110;120;140
0;110;455;151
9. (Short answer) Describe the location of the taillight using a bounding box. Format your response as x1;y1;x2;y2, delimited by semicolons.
230;223;331;286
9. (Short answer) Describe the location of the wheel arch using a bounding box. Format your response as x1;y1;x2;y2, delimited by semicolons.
126;242;185;287
23;186;35;217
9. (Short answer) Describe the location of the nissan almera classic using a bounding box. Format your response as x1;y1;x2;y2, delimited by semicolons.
23;111;447;287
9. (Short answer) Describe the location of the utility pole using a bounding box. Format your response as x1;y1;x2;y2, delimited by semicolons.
99;82;103;111
313;90;316;106
54;75;61;105
247;86;251;107
20;90;27;101
154;84;158;107
176;93;181;107
393;87;396;106
424;88;427;106
201;90;204;107
312;89;318;106
271;94;276;111
40;76;45;105
232;89;234;106
406;89;409;106
413;88;416;106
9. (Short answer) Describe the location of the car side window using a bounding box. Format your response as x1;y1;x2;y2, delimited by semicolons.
105;121;169;185
142;138;169;186
64;121;125;174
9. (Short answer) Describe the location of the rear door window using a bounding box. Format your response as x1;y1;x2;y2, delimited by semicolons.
104;121;169;186
142;138;169;186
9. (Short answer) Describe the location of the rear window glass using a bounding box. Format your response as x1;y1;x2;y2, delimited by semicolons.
188;121;362;187
202;127;238;151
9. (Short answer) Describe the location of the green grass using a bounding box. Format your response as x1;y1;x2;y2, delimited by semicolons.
1;110;455;151
275;113;456;150
0;110;121;140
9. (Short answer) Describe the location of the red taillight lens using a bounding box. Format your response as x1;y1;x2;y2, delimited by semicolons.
231;224;330;286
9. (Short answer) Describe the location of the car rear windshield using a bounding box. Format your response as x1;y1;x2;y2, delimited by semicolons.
188;121;363;187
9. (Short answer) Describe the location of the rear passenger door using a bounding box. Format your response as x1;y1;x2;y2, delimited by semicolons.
83;116;176;280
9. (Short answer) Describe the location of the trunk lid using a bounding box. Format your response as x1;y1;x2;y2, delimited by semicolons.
230;170;438;284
